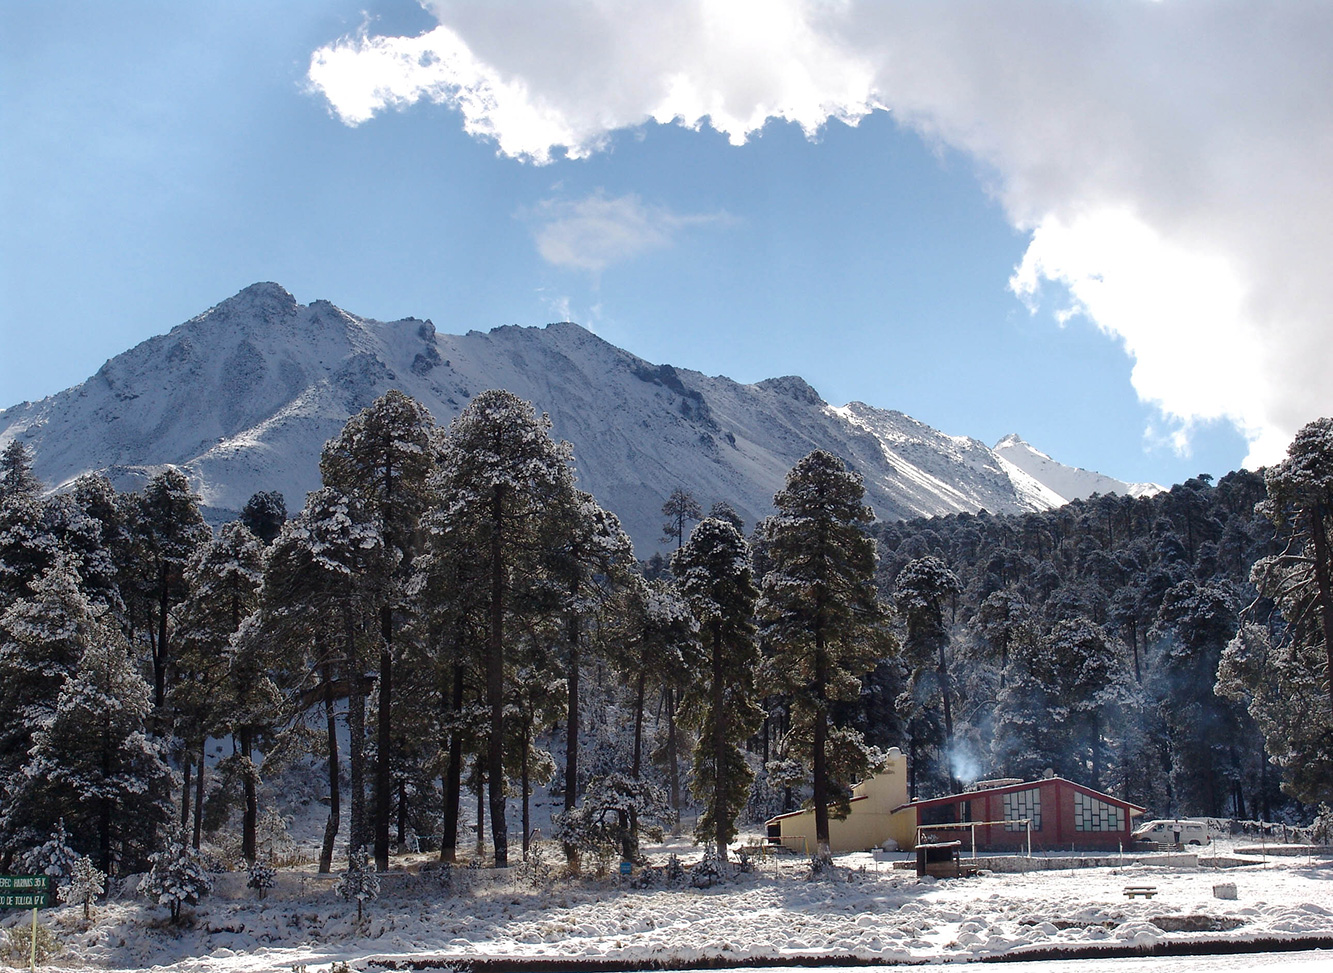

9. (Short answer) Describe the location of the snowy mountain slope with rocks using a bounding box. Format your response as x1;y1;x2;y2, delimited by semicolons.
0;283;1138;552
993;433;1162;504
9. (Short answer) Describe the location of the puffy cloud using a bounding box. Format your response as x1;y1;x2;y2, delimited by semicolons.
308;1;1333;466
529;192;726;272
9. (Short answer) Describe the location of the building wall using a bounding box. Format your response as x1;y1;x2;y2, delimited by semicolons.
769;748;915;853
913;780;1136;853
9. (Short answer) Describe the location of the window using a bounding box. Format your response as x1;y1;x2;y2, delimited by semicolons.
1074;791;1125;832
1003;788;1041;831
920;803;959;826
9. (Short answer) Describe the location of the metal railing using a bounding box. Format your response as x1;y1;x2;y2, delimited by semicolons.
916;818;1032;858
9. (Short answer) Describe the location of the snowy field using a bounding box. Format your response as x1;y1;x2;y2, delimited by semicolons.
4;837;1333;972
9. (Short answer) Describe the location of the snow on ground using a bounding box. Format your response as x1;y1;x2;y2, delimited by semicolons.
5;838;1333;972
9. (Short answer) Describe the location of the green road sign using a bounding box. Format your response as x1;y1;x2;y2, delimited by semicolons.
0;893;48;909
0;876;49;891
0;877;50;909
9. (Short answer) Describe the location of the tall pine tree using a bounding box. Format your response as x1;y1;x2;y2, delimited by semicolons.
433;389;573;867
757;450;891;859
320;390;435;871
673;518;761;859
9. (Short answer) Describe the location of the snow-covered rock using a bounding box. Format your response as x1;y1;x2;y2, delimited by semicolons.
0;284;1143;553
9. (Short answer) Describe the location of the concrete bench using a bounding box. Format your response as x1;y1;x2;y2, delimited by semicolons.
1123;885;1158;899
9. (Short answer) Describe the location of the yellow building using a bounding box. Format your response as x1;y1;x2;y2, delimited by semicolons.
764;747;916;854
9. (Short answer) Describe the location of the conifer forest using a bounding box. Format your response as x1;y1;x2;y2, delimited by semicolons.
2;389;1332;880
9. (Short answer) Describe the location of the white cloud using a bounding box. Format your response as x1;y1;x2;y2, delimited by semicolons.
308;1;1333;466
528;192;725;272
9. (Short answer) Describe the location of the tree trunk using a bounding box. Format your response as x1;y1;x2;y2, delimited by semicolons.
812;635;830;859
240;726;258;864
375;605;393;871
475;770;485;858
441;663;464;863
665;686;681;834
521;715;531;858
563;601;580;866
347;612;368;854
320;660;340;874
711;621;729;860
193;737;205;850
487;485;508;867
154;566;170;712
181;758;192;828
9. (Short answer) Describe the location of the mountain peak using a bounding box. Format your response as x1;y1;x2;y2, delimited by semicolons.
755;375;824;405
201;282;300;330
0;285;1156;552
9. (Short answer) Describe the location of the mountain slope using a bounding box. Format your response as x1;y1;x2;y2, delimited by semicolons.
1;284;1123;553
993;433;1162;503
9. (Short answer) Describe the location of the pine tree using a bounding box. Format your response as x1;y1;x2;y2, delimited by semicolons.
0;494;52;607
433;389;574;867
661;488;702;551
239;491;287;545
17;819;79;888
263;488;387;865
673;518;762;858
895;556;963;793
544;489;634;848
320;389;435;871
127;469;209;714
246;857;276;900
336;848;379;922
1256;418;1333;713
172;522;265;854
0;559;97;849
618;576;699;811
59;856;105;920
757;450;891;859
0;442;42;502
412;500;489;864
140;828;212;923
17;631;172;873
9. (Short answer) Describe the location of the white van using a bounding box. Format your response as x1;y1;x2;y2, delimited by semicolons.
1132;819;1211;846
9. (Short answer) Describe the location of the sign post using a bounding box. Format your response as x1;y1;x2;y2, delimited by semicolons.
0;877;50;972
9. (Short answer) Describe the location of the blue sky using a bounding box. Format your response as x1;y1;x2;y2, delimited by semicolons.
4;2;1328;489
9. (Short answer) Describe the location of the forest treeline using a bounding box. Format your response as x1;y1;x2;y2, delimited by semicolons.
2;390;1332;880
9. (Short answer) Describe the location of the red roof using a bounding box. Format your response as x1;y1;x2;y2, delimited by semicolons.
892;777;1146;816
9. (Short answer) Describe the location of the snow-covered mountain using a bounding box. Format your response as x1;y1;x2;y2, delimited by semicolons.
993;433;1162;504
1;283;1136;553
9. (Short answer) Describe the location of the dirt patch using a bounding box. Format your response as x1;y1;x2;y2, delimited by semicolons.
1149;914;1247;932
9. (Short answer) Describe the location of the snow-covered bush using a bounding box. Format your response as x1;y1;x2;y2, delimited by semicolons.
516;840;556;890
336;849;379;921
140;830;213;924
664;853;685;886
247;858;276;900
257;807;299;865
691;845;725;888
17;819;80;889
553;773;670;868
808;850;836;880
1311;804;1333;845
2;921;62;965
58;856;106;920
